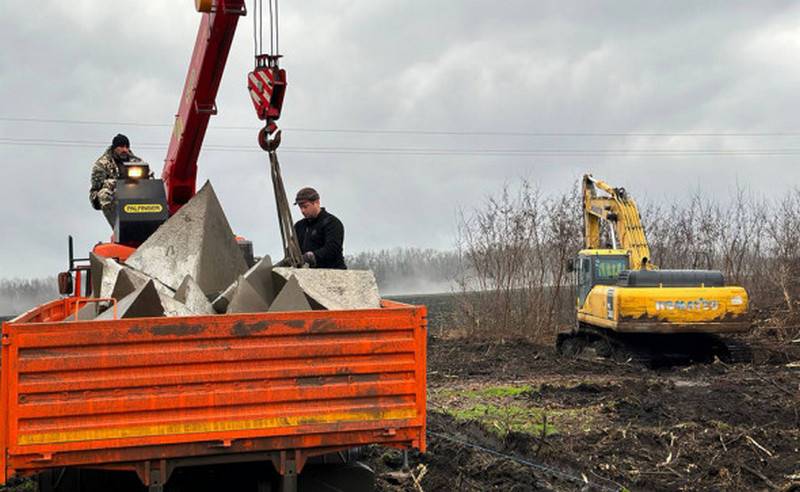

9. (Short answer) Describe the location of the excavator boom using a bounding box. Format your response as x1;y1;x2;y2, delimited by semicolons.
582;174;652;269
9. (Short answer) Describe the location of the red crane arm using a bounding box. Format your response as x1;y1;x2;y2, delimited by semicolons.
162;0;246;215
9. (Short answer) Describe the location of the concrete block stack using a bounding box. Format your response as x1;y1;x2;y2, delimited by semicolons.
78;182;380;321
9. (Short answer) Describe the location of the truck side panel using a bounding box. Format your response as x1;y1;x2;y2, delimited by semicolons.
1;300;426;481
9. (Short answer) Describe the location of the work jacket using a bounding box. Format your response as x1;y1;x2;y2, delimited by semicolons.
89;147;141;210
294;208;347;269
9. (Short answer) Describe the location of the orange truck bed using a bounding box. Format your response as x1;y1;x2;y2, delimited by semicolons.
0;297;426;487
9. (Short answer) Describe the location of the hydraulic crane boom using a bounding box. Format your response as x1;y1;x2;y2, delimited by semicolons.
162;0;246;215
582;174;652;270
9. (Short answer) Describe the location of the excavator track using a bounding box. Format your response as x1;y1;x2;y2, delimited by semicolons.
557;324;752;368
717;337;754;364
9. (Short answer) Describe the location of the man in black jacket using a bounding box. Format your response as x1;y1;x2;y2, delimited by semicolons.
293;187;347;269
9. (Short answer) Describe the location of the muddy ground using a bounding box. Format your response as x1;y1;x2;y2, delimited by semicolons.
368;332;800;491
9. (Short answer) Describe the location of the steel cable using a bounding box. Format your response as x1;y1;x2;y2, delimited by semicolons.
268;0;273;55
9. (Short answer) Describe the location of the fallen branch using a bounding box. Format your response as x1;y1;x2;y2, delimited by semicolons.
638;471;678;476
747;368;795;397
411;463;428;492
741;464;780;490
589;469;626;492
746;435;774;458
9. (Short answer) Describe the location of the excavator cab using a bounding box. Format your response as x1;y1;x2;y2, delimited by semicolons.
573;249;630;308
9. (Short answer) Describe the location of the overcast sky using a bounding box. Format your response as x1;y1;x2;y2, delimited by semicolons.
2;1;800;278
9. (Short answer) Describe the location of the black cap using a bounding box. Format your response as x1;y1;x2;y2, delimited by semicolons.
112;133;130;148
294;187;320;204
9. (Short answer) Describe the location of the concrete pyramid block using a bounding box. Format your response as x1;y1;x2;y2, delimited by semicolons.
268;275;312;312
112;266;165;299
96;280;165;320
110;269;138;301
90;253;104;297
272;268;381;310
99;258;125;299
244;255;274;301
65;302;97;321
175;275;215;315
158;292;195;317
212;255;274;313
212;284;234;314
125;181;248;298
226;276;271;314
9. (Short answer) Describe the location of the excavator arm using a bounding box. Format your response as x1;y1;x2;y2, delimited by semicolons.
582;174;653;270
162;0;246;215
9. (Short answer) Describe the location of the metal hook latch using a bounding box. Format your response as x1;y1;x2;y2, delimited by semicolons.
258;120;282;152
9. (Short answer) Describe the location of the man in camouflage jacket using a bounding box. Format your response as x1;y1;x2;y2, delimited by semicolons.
90;134;141;227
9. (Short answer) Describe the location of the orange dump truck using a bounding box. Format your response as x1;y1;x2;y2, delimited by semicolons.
0;297;426;490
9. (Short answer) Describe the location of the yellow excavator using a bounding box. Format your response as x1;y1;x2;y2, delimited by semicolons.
557;174;751;364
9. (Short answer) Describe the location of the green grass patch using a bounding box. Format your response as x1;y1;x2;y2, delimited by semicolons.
446;403;558;437
436;384;534;400
469;384;534;398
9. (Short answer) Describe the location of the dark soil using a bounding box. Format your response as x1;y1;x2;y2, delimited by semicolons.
368;335;800;491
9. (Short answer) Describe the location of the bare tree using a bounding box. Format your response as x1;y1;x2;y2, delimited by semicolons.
455;180;580;342
456;178;800;344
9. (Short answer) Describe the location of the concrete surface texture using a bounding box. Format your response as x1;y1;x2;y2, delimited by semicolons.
110;269;141;301
158;291;196;317
64;302;97;321
125;181;247;297
268;275;312;312
99;258;124;300
226;276;272;314
213;255;274;313
96;280;164;320
175;275;215;315
272;268;381;310
89;252;104;297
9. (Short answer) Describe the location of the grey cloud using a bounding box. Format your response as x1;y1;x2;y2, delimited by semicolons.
2;1;800;278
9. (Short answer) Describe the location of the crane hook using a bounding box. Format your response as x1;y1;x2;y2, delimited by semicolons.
258;121;281;152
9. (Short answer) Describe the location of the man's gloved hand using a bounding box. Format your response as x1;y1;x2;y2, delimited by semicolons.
303;251;316;267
